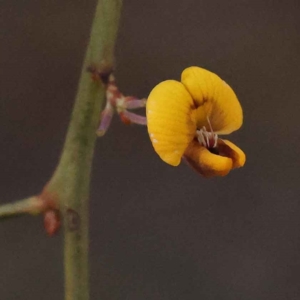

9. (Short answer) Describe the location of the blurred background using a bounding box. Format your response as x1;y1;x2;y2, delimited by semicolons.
1;0;300;299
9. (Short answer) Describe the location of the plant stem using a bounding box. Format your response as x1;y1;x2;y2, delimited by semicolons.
46;0;123;299
0;196;41;220
0;0;122;297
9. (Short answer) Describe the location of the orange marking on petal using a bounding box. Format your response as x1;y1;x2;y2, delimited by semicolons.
184;139;233;177
217;139;246;168
181;66;243;134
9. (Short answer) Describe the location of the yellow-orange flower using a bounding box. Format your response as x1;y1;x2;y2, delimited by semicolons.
146;66;245;177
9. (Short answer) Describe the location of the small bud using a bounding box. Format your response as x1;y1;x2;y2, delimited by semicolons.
44;209;61;236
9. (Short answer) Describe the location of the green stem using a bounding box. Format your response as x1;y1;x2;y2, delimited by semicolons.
46;0;123;299
0;0;122;297
0;196;42;220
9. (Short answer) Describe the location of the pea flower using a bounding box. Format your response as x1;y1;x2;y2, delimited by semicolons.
146;66;245;177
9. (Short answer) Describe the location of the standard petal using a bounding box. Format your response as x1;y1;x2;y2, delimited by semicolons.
181;66;243;134
217;139;246;168
146;80;196;166
184;139;233;177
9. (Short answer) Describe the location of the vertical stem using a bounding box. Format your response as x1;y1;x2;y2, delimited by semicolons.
46;0;123;299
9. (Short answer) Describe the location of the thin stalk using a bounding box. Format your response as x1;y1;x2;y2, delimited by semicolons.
0;0;122;297
46;0;123;299
0;196;41;220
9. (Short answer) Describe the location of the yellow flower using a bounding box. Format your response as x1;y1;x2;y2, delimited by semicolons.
146;66;245;177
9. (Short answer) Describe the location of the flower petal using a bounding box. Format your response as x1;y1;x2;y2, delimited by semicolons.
183;139;233;177
181;66;243;134
217;139;246;168
147;80;196;166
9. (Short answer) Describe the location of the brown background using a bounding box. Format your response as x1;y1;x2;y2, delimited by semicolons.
1;0;300;299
